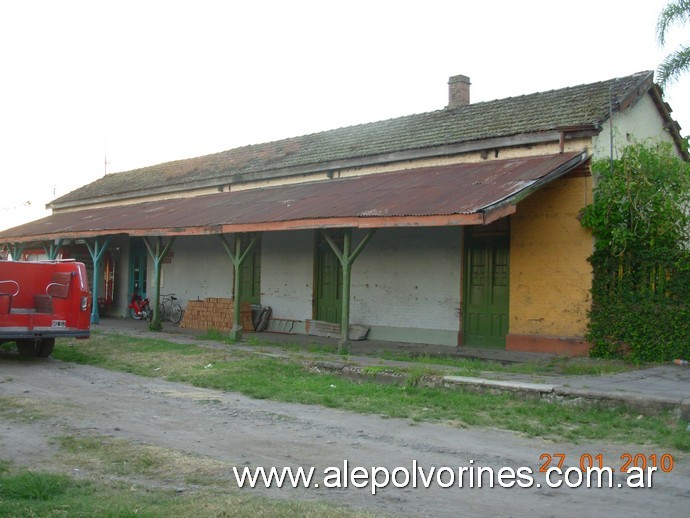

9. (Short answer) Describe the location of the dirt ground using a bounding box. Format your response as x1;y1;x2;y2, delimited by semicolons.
1;354;688;517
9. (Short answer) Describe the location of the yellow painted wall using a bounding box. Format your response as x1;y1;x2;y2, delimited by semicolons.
509;175;593;337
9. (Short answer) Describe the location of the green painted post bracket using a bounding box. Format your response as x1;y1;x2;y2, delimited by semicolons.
42;239;64;261
322;228;376;353
218;234;257;341
11;243;24;261
85;236;112;324
143;236;176;331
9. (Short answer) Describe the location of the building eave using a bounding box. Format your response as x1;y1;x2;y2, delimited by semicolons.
649;84;689;161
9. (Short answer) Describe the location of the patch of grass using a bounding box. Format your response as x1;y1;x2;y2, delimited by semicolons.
0;342;16;352
0;459;11;475
0;459;367;517
55;334;231;378
360;365;401;376
245;334;269;346
53;334;689;452
541;356;636;375
379;351;636;376
0;396;63;422
0;470;73;501
310;343;339;354
197;328;228;342
405;365;438;384
247;339;338;355
1;432;383;516
57;435;230;484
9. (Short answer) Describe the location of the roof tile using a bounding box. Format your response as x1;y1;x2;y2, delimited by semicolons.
51;72;652;206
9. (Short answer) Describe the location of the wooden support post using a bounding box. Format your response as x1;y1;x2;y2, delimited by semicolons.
42;238;64;260
218;233;257;341
143;236;175;331
322;228;376;353
85;236;112;324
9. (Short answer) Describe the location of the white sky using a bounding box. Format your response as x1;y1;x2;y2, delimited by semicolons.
1;0;688;231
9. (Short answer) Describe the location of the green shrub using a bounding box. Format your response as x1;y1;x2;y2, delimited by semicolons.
581;143;690;362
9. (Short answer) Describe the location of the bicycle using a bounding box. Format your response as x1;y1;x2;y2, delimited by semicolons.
159;293;183;325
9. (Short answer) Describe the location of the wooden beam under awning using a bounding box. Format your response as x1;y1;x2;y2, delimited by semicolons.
218;206;517;234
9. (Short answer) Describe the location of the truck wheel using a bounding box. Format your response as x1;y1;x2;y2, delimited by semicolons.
37;339;55;358
16;339;55;358
17;340;36;357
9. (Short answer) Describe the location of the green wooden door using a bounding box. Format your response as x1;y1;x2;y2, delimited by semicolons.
463;234;509;348
315;235;343;323
239;236;261;305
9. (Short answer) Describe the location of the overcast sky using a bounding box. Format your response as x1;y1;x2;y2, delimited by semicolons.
1;0;688;231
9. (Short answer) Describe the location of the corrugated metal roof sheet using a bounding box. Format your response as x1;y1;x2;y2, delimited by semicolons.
0;152;588;242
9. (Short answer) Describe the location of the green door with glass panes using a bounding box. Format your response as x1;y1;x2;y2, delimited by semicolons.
463;231;509;348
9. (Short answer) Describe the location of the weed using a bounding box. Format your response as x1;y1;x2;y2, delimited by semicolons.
57;435;228;482
0;470;72;501
379;351;635;376
361;365;394;376
405;365;437;387
0;396;61;422
0;458;367;517
245;335;266;346
197;328;226;341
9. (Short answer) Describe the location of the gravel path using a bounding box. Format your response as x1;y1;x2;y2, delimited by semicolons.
1;356;688;516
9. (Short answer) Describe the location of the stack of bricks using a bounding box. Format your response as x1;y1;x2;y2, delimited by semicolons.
180;297;253;332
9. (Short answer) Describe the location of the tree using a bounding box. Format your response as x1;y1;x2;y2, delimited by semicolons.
656;0;690;87
580;143;690;255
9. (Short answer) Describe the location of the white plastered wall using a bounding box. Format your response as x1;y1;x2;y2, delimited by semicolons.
131;228;463;346
349;227;461;344
254;227;462;345
148;235;234;306
592;93;679;161
260;230;314;320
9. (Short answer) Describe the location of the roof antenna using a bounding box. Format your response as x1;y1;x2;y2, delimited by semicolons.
103;129;110;176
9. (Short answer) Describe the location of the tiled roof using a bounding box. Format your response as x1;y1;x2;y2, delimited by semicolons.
51;71;654;206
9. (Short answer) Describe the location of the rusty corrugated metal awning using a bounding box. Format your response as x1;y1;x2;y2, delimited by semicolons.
0;151;588;243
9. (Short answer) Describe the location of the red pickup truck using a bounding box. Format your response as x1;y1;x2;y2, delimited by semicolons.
0;260;91;357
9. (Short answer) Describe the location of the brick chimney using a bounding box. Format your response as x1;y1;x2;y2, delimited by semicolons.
447;74;471;108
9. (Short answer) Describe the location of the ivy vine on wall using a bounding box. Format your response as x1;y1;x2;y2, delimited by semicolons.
580;142;690;362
